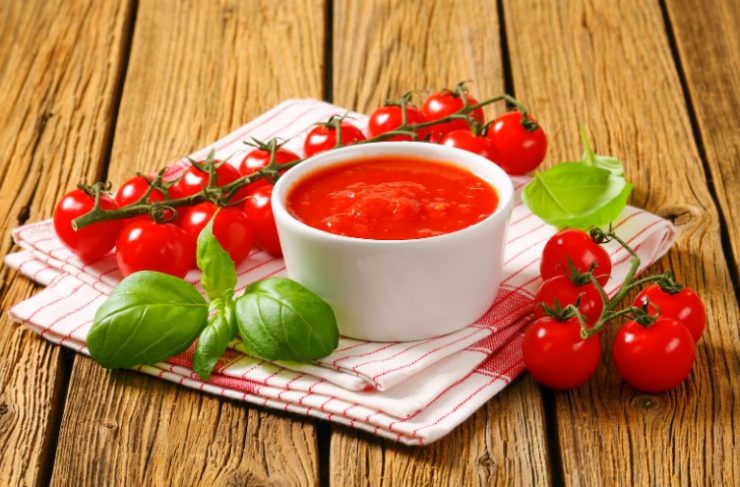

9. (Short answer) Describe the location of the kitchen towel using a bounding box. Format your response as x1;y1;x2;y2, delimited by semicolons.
5;99;676;444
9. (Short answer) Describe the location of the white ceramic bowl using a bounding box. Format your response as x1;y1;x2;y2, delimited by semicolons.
272;142;514;341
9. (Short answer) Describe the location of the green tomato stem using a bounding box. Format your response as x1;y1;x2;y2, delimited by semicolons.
576;229;669;339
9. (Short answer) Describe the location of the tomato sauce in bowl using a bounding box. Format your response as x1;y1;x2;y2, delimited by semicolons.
285;156;498;240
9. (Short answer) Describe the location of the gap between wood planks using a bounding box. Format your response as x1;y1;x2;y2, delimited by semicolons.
318;2;334;485
657;0;740;305
496;1;566;485
36;1;140;484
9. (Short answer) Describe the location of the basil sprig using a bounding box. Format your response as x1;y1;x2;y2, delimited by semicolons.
193;297;237;379
522;129;632;229
191;219;239;379
197;219;237;300
87;212;339;380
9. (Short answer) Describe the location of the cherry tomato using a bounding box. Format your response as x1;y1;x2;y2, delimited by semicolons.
53;189;123;263
173;161;248;203
164;184;191;225
367;104;430;141
181;203;255;265
304;121;366;158
533;275;604;324
633;284;706;342
523;316;601;389
114;176;166;208
485;111;547;175
243;184;282;257
115;220;195;278
440;130;496;162
422;90;484;138
540;229;612;285
612;317;695;392
239;146;300;193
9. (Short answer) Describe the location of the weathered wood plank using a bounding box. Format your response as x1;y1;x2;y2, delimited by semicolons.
330;2;551;485
50;1;325;485
665;0;740;280
504;0;740;484
330;376;550;486
0;1;134;485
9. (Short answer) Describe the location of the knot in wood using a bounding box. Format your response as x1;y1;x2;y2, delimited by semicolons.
476;450;496;477
656;205;699;227
226;470;280;487
631;395;661;410
99;419;118;430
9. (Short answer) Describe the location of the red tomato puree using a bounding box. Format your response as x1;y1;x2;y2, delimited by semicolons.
286;156;498;240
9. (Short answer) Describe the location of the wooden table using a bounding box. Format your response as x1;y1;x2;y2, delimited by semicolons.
1;1;738;485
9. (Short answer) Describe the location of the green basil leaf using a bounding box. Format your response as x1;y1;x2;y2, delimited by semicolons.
87;271;209;369
522;162;633;230
579;127;624;177
586;154;624;177
234;277;338;362
193;298;237;380
197;216;237;300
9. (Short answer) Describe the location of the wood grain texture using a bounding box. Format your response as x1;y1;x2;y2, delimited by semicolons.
330;1;550;485
504;0;740;485
49;1;324;486
665;0;740;280
330;376;550;486
0;1;134;485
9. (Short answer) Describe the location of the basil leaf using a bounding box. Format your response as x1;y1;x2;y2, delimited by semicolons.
193;298;237;380
197;216;237;300
234;277;338;362
87;271;208;369
522;162;633;230
579;128;625;177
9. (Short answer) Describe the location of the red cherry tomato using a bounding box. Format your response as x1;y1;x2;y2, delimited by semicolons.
533;275;604;324
367;104;430;141
303;121;366;158
163;184;190;225
115;220;195;278
240;146;299;193
523;316;601;389
240;147;300;177
173;161;248;203
612;317;695;392
633;284;706;342
485;111;547;175
53;189;123;263
181;203;255;265
114;176;166;208
422;90;484;137
440;130;496;162
540;229;612;285
243;184;282;257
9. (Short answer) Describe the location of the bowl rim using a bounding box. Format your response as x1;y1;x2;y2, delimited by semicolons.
272;141;515;246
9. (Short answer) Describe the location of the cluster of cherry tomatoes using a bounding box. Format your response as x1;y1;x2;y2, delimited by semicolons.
53;157;282;278
53;85;548;278
330;88;549;176
523;229;706;393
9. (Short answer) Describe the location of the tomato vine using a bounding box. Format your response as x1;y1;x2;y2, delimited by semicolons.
70;83;538;231
556;227;684;339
